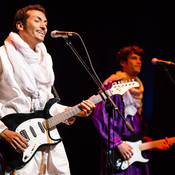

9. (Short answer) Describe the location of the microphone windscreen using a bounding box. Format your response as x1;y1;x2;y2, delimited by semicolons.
151;58;157;65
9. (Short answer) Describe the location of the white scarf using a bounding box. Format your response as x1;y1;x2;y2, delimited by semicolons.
123;76;143;118
4;32;54;109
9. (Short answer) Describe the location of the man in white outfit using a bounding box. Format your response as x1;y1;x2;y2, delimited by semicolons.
0;4;95;175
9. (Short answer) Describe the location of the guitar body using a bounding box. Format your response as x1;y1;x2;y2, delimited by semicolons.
110;140;149;172
0;98;61;169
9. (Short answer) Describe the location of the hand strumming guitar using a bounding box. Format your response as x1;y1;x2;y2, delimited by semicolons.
117;142;133;160
0;129;29;153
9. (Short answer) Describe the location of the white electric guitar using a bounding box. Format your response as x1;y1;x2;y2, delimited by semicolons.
110;136;175;172
0;80;139;170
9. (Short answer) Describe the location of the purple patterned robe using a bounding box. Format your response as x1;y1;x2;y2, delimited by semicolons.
92;83;150;175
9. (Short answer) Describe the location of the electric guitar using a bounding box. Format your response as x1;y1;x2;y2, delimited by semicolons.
110;136;175;172
0;80;139;169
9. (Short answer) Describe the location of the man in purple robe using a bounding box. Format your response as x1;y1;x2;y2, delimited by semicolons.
92;46;150;175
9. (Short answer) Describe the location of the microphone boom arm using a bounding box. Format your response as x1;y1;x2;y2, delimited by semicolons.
163;66;175;87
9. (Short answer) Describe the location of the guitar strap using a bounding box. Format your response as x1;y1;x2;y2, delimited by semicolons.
52;85;61;103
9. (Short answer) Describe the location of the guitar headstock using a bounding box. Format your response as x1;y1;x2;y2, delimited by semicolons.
110;80;140;95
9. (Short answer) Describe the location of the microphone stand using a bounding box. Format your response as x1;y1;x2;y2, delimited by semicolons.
162;65;175;87
63;36;134;174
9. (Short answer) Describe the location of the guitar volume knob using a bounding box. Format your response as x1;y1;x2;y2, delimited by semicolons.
24;155;29;160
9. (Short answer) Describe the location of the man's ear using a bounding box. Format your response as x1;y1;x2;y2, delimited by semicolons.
120;60;126;67
16;21;24;31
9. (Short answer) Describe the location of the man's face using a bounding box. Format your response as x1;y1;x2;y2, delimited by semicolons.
121;53;142;76
19;10;48;47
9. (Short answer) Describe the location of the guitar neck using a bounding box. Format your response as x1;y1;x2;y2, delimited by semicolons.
43;80;139;129
44;89;112;129
139;137;175;151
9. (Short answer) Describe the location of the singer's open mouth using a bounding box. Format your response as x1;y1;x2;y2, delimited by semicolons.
36;30;45;36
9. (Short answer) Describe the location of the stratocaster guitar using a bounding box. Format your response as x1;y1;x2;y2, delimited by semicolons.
0;80;139;170
110;136;175;172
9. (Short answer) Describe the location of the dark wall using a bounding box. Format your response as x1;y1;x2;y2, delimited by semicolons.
0;0;175;174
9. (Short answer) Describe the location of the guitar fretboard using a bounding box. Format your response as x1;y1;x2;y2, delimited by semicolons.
43;89;112;129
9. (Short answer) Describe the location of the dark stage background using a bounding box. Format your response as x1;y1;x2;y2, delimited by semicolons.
0;0;175;174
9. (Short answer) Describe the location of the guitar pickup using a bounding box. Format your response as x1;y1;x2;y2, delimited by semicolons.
38;122;45;133
29;126;37;137
20;130;30;140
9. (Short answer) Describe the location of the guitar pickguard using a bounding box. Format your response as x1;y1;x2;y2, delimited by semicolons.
16;118;61;163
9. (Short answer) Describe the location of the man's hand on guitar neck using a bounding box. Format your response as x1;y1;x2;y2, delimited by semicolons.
0;129;29;153
143;136;172;151
156;137;172;150
117;142;133;160
76;98;95;117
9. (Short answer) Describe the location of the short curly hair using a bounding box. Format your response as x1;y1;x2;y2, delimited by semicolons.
12;4;46;33
116;45;144;63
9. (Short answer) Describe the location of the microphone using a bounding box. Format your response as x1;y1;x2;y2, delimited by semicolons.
50;30;77;38
151;58;175;66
